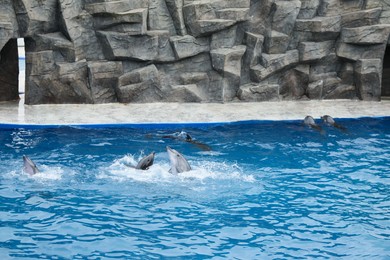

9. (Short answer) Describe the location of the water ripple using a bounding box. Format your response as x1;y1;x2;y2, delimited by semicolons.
0;119;389;258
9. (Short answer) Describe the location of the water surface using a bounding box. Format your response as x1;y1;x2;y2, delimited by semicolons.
0;118;389;258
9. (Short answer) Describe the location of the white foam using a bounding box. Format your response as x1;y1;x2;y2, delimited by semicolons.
90;142;112;147
28;165;63;181
97;155;256;184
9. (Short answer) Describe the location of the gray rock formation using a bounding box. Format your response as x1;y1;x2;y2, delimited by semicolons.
0;0;389;104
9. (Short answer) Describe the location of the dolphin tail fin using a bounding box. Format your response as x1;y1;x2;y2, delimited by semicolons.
334;123;347;131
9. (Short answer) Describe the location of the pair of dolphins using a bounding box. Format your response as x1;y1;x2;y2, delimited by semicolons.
129;146;191;174
23;146;191;176
304;115;347;132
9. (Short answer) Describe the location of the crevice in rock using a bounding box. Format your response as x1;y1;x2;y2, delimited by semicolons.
0;39;19;102
382;45;390;97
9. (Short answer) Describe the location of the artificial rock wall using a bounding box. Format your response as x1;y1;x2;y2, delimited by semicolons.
0;0;389;104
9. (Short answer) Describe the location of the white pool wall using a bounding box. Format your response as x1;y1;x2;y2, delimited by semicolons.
0;100;389;126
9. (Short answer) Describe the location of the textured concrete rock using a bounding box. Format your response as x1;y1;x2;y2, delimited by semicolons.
53;60;92;103
210;45;246;100
185;18;236;37
210;45;246;77
0;0;18;39
264;31;289;54
27;50;55;76
339;62;355;86
309;53;340;80
0;0;389;103
116;65;163;103
317;0;341;17
210;25;237;49
167;84;204;102
0;22;14;51
295;16;341;33
97;31;175;62
324;84;357;99
298;41;334;62
243;32;264;67
165;0;187;35
59;0;104;61
380;2;390;24
250;50;299;81
341;25;390;45
148;0;176;35
156;53;213;98
170;35;209;59
298;0;319;19
182;0;249;37
91;8;148;34
84;0;148;14
34;32;76;62
355;59;382;101
307;80;323;99
341;8;382;28
13;0;59;37
271;0;301;35
215;8;249;21
237;83;279;101
88;61;123;103
320;74;343;98
279;68;309;99
26;60;92;104
179;72;209;85
336;42;386;61
341;0;365;12
365;0;382;9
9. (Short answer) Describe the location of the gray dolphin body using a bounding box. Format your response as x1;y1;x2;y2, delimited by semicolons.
162;131;211;151
321;115;347;131
135;152;155;170
166;146;191;174
304;115;323;132
23;155;39;175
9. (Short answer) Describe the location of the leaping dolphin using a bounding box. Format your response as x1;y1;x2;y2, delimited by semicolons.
23;155;39;175
304;115;323;132
166;146;191;174
321;115;347;131
135;152;155;170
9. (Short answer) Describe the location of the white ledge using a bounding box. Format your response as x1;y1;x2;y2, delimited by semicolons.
0;99;389;126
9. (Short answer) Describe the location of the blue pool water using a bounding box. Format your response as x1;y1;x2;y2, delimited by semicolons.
0;118;389;259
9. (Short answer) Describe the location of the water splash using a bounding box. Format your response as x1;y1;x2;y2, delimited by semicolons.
96;154;256;184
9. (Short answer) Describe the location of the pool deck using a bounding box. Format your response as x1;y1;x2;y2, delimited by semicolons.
0;98;389;125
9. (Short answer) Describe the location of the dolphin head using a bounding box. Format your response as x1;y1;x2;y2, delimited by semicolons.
304;115;316;126
304;116;324;133
177;131;192;141
321;115;335;125
23;155;39;175
166;146;191;174
135;152;155;170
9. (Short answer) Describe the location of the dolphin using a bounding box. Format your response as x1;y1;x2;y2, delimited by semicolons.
162;131;212;151
303;115;323;132
177;131;192;141
166;146;191;174
135;152;155;170
321;115;347;131
23;155;39;175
